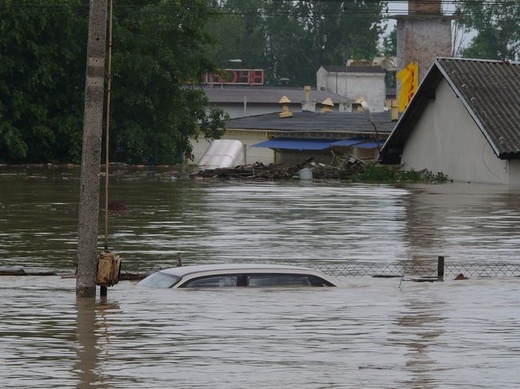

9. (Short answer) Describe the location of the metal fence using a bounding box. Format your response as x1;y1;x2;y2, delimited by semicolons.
311;262;520;279
229;257;520;279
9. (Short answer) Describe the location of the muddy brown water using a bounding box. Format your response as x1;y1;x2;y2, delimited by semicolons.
1;166;519;388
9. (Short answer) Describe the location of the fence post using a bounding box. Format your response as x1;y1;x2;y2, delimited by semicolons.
437;256;445;281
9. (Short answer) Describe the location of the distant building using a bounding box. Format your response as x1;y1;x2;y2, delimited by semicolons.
193;106;399;166
197;67;397;166
316;65;387;112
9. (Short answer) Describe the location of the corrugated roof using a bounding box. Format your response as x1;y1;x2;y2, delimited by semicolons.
381;58;520;163
225;111;397;135
203;87;354;105
439;58;520;158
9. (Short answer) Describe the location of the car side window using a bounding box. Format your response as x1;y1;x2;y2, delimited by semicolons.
247;274;313;287
182;275;238;288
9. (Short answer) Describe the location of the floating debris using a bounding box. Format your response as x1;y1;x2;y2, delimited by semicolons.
191;156;365;181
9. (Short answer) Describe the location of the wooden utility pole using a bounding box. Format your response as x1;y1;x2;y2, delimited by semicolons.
76;0;108;298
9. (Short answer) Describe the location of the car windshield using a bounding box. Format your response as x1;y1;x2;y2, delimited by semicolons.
137;271;181;288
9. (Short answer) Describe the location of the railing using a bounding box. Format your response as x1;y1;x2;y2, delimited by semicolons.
238;256;520;279
5;257;518;280
310;259;520;279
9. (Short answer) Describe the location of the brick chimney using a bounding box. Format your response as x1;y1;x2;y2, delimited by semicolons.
408;0;442;14
301;85;316;112
395;0;453;89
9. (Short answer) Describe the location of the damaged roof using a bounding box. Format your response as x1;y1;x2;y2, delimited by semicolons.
381;58;520;163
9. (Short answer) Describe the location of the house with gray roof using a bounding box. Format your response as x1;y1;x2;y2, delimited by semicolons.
192;109;399;166
195;66;396;167
380;58;520;185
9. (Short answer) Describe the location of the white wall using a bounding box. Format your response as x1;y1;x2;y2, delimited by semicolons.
316;67;386;112
208;104;278;119
400;80;508;184
507;160;520;187
316;67;328;91
343;73;386;112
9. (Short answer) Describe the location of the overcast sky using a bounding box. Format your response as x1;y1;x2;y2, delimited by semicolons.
383;1;459;36
384;1;457;16
383;1;474;54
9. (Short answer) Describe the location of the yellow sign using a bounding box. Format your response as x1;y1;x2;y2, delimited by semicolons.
397;62;419;112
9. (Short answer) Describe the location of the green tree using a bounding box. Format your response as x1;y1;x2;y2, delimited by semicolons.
206;0;386;86
0;0;227;165
455;0;520;60
381;28;397;57
380;27;397;89
205;0;267;71
110;0;228;164
0;0;87;163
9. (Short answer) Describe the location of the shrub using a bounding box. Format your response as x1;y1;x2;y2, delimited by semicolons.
351;164;449;183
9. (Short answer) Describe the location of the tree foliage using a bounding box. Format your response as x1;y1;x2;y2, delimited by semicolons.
207;0;387;86
455;0;520;60
0;0;87;163
0;0;228;164
6;1;516;165
110;0;227;164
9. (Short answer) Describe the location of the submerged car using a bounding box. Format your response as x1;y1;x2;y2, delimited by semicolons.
137;264;340;288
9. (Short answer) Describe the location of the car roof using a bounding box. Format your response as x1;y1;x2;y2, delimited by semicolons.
159;263;321;277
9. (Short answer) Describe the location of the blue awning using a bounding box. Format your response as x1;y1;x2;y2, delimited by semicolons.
251;138;384;151
251;138;333;150
329;139;365;147
356;141;382;149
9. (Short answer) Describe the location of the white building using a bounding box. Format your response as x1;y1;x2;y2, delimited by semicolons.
316;65;387;112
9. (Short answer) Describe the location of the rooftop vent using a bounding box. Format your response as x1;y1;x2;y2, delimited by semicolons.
279;96;293;118
320;98;334;113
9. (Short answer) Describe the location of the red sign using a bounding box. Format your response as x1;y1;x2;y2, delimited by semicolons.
205;68;264;86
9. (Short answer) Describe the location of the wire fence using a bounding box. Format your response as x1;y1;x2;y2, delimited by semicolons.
311;262;520;279
4;260;519;280
230;257;520;279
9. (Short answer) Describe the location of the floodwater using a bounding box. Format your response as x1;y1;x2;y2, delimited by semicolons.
1;166;520;388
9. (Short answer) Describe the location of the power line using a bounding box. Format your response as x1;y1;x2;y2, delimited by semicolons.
0;1;518;20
